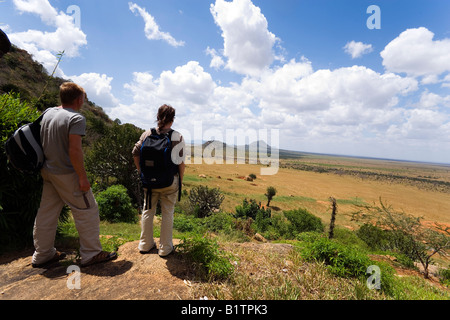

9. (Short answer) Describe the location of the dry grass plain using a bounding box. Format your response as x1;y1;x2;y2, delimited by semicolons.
182;153;450;231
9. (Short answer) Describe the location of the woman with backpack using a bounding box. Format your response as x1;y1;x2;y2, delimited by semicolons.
132;104;185;257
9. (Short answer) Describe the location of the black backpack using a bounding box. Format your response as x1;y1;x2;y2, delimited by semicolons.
4;110;48;174
140;128;181;209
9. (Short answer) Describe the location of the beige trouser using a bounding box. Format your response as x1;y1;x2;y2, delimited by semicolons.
138;175;179;255
32;168;102;265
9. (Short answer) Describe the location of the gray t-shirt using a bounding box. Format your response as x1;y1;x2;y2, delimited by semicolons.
40;107;86;174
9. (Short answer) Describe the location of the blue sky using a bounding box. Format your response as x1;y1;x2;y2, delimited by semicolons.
1;0;450;164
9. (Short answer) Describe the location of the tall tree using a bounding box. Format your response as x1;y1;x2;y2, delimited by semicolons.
85;122;144;210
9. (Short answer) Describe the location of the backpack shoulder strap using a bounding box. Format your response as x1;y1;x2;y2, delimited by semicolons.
167;129;175;142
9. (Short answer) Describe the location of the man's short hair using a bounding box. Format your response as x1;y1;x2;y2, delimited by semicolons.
60;82;86;105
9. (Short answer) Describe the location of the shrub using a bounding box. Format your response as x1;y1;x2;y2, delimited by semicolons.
235;199;272;234
203;211;235;233
301;237;372;278
259;208;324;240
188;185;224;218
176;234;235;280
235;199;270;220
284;208;324;235
356;223;390;251
96;185;138;223
173;214;200;233
0;93;43;250
439;268;450;287
263;214;291;240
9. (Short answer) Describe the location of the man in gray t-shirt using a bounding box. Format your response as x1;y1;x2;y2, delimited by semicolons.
41;107;86;175
32;82;117;268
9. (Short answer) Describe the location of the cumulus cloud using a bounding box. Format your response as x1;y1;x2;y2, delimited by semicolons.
245;62;417;115
68;73;120;111
210;0;279;77
381;27;450;77
129;2;185;47
109;61;218;129
205;46;225;70
9;0;87;74
417;91;450;109
388;109;449;140
344;41;373;59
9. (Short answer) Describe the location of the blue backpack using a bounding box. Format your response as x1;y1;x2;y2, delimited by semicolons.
140;128;180;209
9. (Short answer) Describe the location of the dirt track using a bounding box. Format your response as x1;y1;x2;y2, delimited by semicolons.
0;240;194;300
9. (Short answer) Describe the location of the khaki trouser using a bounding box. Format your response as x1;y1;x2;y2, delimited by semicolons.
138;175;179;254
32;169;102;265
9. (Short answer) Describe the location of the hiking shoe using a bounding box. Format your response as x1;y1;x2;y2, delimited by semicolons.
32;251;67;268
158;245;174;258
139;243;156;254
81;251;117;267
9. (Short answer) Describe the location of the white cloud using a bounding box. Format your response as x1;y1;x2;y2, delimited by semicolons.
381;27;450;77
9;0;86;75
128;2;185;47
68;73;120;111
158;61;217;107
109;61;218;129
210;0;279;77
344;41;373;59
388;109;449;140
246;63;417;116
417;90;450;109
205;46;225;70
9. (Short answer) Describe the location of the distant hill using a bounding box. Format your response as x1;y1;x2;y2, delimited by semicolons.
188;139;308;163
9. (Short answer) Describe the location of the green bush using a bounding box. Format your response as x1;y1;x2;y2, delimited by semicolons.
203;211;235;233
254;207;323;240
235;199;272;233
284;208;324;235
173;214;200;233
0;93;43;250
297;235;397;296
263;214;290;240
356;224;391;251
439;268;450;287
176;234;235;280
356;223;424;263
96;185;138;223
188;185;225;218
301;236;372;278
235;199;271;220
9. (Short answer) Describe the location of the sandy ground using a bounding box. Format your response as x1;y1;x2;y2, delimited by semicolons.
0;239;194;300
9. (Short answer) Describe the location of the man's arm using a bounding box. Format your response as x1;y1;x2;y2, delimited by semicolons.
179;162;185;184
69;134;90;192
133;155;140;173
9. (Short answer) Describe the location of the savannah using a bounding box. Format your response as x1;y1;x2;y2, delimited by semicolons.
1;45;449;302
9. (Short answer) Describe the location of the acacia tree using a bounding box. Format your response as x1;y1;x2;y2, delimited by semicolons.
352;199;450;279
265;186;277;207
